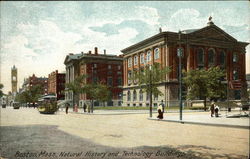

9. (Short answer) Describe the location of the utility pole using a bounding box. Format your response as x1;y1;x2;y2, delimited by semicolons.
91;65;94;113
178;30;183;121
149;65;152;118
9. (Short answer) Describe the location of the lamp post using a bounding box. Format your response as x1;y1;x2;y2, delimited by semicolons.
177;30;183;121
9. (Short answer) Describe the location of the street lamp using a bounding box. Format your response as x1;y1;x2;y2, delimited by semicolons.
177;30;183;121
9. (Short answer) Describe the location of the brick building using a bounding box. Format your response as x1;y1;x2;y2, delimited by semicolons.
28;74;48;95
48;70;65;100
64;47;123;107
121;19;249;107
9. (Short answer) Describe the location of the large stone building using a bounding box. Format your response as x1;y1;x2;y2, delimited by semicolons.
121;19;249;107
11;65;18;95
48;70;65;100
64;47;123;107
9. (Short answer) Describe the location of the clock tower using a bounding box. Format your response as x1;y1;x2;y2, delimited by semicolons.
11;65;18;94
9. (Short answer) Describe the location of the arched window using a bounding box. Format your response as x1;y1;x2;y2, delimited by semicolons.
154;48;160;60
233;53;238;63
208;48;215;66
127;91;131;101
233;69;239;80
197;48;204;69
133;90;137;101
219;51;226;67
134;55;138;65
140;53;144;64
146;92;150;101
146;51;151;63
139;90;143;101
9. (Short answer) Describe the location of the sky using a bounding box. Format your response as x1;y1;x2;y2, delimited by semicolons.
0;1;249;94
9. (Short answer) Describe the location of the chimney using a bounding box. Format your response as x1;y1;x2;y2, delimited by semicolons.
159;27;162;33
94;47;98;55
104;49;106;55
88;51;91;54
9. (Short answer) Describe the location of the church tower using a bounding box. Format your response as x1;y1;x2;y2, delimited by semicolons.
11;65;18;94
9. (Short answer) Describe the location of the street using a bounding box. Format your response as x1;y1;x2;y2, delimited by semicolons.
0;107;249;159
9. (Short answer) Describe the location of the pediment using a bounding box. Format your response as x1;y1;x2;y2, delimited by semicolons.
189;25;237;42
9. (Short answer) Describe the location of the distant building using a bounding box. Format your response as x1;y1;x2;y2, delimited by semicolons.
28;74;48;95
121;18;249;107
64;47;123;107
11;65;18;95
48;70;65;100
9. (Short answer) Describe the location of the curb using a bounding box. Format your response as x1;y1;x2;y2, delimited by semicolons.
148;118;250;129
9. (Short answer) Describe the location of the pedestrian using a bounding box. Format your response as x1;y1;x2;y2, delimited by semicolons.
83;103;87;113
65;103;69;114
210;101;215;117
157;100;164;119
215;105;220;117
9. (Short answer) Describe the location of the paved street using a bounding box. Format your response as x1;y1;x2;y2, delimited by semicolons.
1;107;249;159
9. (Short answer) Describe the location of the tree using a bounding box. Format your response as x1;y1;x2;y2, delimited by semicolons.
66;75;111;113
0;83;3;98
183;66;226;111
15;85;43;104
133;62;171;117
65;75;87;107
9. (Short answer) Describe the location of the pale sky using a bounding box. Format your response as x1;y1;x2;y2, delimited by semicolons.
0;1;249;94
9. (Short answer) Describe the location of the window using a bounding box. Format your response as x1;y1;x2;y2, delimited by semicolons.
219;51;226;67
139;90;143;101
117;77;122;86
118;92;122;100
154;48;160;59
128;58;132;67
146;51;151;63
208;49;215;66
107;77;113;86
133;90;137;101
108;65;112;69
234;90;241;100
146;92;150;101
128;71;132;84
233;69;239;80
134;55;138;65
93;76;98;84
108;71;112;75
127;91;131;101
117;71;122;75
233;53;238;63
94;64;97;68
140;53;144;64
118;65;121;70
154;94;158;101
197;48;204;69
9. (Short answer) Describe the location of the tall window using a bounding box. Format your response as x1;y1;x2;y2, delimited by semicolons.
128;57;132;67
118;65;121;70
134;55;138;65
108;65;112;69
146;92;150;101
146;51;151;63
139;90;143;101
219;51;226;67
128;71;132;84
208;49;215;66
233;53;238;63
154;48;160;59
140;53;144;64
197;48;204;69
233;69;239;80
107;77;113;86
117;77;122;86
127;91;131;101
133;90;137;101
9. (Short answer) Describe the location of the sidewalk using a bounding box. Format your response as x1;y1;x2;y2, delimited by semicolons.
149;111;250;129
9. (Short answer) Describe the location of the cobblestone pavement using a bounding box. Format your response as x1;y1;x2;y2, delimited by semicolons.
1;107;249;159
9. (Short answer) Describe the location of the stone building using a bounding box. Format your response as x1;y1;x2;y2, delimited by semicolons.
121;19;249;107
64;47;123;107
48;70;65;100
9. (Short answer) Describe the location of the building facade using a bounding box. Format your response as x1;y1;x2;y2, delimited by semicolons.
121;20;249;107
64;47;123;107
28;74;48;95
11;65;18;95
48;70;65;100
